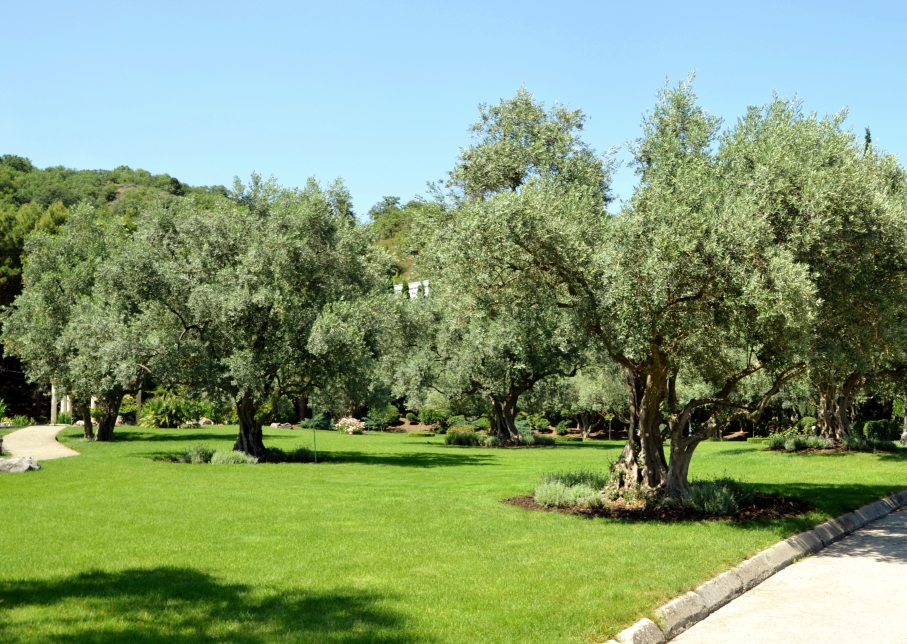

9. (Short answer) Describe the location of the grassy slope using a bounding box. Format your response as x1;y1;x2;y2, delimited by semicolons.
0;427;905;643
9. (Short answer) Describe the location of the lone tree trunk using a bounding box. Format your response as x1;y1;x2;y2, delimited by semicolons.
817;372;864;441
662;362;805;501
94;390;124;442
611;362;669;492
489;389;522;442
901;398;907;446
77;399;94;439
234;395;266;457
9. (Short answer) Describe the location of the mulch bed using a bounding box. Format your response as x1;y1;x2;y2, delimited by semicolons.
502;492;813;523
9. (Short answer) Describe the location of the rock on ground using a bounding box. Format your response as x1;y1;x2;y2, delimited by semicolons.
0;457;41;473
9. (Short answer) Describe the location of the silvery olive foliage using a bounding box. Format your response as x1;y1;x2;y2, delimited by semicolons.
404;89;613;441
105;175;392;455
2;204;159;440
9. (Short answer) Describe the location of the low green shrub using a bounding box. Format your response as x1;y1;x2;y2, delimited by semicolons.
299;413;332;430
842;436;898;453
418;408;450;427
797;416;817;432
405;412;417;423
555;435;583;442
686;478;756;516
539;468;612;489
851;420;865;439
784;437;808;452
555;420;569;436
530;434;556;446
139;395;202;428
526;414;550;432
445;426;481;446
57;411;73;425
263;446;316;463
365;404;400;431
210;450;258;465
805;436;833;450
747;437;769;444
534;481;603;509
482;435;500;447
12;415;32;427
182;444;216;464
766;434;787;450
473;417;491;431
864;419;900;441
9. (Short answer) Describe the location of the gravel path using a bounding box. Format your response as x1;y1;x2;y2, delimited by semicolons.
2;425;80;460
672;507;907;643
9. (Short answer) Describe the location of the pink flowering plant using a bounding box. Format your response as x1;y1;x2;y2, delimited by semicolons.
335;417;366;434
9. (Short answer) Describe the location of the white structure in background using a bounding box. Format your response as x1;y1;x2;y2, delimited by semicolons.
50;386;74;424
395;279;431;299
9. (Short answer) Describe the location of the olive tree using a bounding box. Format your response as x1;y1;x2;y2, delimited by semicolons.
408;89;610;441
467;80;816;498
109;176;390;456
721;103;907;441
2;204;153;440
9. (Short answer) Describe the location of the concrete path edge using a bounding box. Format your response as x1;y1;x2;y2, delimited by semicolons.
606;489;907;644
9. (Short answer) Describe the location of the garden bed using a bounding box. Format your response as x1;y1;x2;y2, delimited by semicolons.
503;492;814;523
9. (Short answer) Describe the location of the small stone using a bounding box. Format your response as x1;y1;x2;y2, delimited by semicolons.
0;457;41;473
615;618;666;644
75;420;85;426
198;417;214;426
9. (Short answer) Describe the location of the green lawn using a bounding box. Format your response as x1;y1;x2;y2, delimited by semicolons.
1;427;905;643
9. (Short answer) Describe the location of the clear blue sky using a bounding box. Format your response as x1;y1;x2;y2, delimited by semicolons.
3;0;905;215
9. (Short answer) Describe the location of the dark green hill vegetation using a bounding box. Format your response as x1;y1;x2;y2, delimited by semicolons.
0;155;229;415
366;195;439;282
0;154;228;305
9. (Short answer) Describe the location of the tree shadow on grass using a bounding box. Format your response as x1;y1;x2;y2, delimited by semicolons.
114;431;235;443
552;441;624;451
745;481;907;521
0;567;424;644
319;450;498;468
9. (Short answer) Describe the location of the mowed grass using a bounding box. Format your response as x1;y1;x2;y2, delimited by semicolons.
2;427;906;643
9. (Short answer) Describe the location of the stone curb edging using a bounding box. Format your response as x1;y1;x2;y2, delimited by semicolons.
602;489;907;644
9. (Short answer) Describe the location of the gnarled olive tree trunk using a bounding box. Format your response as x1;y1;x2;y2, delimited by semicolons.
817;372;864;441
901;399;907;446
234;395;266;457
94;390;124;442
611;361;669;491
75;398;94;439
489;389;521;442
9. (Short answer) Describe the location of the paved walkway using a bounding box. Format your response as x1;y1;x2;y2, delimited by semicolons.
2;425;80;460
672;507;907;643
